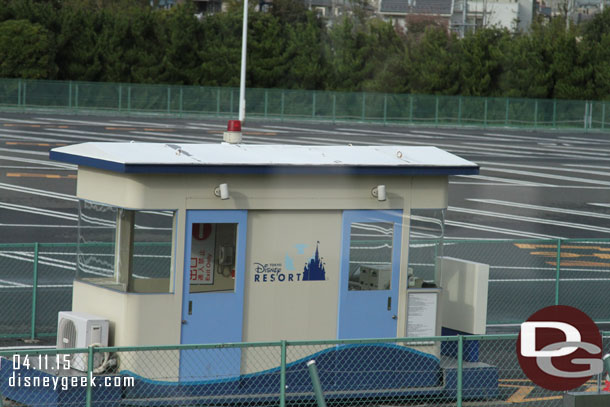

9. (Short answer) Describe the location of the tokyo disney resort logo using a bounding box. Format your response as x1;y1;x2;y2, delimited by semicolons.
516;305;603;391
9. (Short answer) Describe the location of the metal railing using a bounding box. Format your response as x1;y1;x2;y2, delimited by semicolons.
1;78;609;130
0;238;609;339
0;333;608;407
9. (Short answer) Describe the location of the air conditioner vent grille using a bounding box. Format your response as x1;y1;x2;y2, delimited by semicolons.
58;318;77;349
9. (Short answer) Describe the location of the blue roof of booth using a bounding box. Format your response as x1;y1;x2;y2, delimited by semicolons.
49;143;479;176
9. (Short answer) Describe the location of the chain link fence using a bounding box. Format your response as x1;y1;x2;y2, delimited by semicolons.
1;238;609;340
1;78;609;130
408;238;610;326
0;334;609;406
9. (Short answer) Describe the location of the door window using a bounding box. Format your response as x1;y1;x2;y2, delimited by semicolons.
348;221;394;291
189;223;237;293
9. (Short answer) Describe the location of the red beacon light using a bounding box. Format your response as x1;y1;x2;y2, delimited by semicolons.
223;120;242;144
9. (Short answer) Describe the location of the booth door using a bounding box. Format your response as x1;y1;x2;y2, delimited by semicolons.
337;210;403;339
180;210;247;380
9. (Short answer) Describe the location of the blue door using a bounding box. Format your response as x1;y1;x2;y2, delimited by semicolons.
337;210;402;339
180;210;247;380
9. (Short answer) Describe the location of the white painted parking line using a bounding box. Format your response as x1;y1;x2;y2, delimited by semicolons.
187;123;225;128
0;127;110;143
449;206;610;234
445;219;559;239
468;199;610;220
0;224;77;228
0;146;54;157
296;136;372;145
129;131;218;143
478;161;610;179
243;136;330;145
454;175;552;187
0;129;73;143
0;201;77;221
37;118;131;127
0;155;75;170
111;120;175;128
588;203;610;208
482;167;610;186
336;128;436;139
467;141;610;158
265;125;364;136
0;118;52;124
0;182;77;201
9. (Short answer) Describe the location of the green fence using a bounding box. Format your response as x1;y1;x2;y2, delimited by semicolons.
1;238;610;341
1;78;609;130
0;334;609;407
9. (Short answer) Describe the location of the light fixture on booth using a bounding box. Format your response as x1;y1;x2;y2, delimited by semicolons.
371;185;386;201
214;184;230;200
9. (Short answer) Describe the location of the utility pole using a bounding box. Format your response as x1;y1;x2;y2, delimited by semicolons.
239;0;248;122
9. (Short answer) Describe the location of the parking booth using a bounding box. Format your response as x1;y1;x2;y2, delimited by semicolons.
41;140;497;403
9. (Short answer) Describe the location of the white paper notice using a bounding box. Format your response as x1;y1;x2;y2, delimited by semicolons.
406;291;438;338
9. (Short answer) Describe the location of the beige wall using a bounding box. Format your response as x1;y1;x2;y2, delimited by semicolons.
71;167;450;376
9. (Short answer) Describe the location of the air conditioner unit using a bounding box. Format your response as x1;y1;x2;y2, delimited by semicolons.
56;311;109;372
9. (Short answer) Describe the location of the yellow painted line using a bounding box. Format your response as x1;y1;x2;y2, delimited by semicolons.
547;260;610;267
505;385;533;403
515;243;610;251
6;173;76;179
593;253;610;259
3;123;42;128
106;127;137;131
530;251;581;258
6;142;67;147
144;128;174;132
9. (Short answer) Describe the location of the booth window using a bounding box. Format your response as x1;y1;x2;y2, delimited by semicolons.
189;223;237;293
407;209;445;285
348;221;394;291
76;200;175;293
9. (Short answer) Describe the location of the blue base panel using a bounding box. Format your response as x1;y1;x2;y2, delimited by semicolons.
0;344;498;407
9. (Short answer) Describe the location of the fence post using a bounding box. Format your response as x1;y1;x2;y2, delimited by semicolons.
179;87;183;117
332;93;336;124
17;79;22;107
361;93;366;121
555;239;561;305
484;98;488;127
534;100;538;129
230;89;234;116
74;83;79;111
435;95;439;127
383;94;388;126
281;90;285;122
86;346;94;407
127;86;131;113
409;94;413;124
307;360;327;407
553;99;557;129
167;86;171;114
312;92;316;119
118;85;122;112
68;81;73;109
280;340;286;407
458;96;462;126
264;89;268;118
603;103;606;131
505;97;509;126
30;242;39;341
217;88;221;117
23;81;27;106
457;335;463;407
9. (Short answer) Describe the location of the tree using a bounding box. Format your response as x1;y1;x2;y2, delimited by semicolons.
406;26;460;94
0;19;57;79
